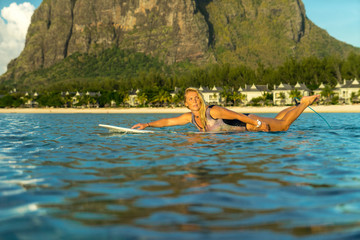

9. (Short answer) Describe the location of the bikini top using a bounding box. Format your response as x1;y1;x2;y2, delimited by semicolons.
191;105;247;132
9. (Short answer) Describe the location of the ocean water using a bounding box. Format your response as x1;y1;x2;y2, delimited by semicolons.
0;112;360;240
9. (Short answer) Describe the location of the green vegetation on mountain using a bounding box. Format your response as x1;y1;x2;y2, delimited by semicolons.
9;48;169;90
1;48;358;94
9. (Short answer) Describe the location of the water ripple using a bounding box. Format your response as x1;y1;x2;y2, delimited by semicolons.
1;113;360;239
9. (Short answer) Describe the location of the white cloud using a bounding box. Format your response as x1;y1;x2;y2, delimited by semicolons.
0;2;35;75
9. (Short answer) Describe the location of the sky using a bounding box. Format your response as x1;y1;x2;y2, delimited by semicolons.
302;0;360;48
0;0;359;75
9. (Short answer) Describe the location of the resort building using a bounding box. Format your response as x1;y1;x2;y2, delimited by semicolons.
314;83;330;104
314;82;339;104
313;79;360;104
60;91;79;105
9;88;17;94
110;100;117;107
127;89;140;107
339;78;360;104
272;83;293;105
238;84;270;105
313;83;326;96
170;87;185;107
293;82;311;97
170;87;181;99
85;91;101;98
61;91;101;107
198;86;224;105
333;82;342;99
272;82;310;106
23;92;39;108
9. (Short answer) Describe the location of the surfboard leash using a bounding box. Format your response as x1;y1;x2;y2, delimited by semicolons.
294;97;331;128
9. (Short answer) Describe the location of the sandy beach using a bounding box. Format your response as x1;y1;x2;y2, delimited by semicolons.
0;104;360;114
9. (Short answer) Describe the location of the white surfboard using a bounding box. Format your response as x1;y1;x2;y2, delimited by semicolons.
99;124;157;133
99;124;243;134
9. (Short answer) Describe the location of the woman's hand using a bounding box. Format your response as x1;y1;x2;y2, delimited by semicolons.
246;120;270;132
259;121;270;132
131;123;148;130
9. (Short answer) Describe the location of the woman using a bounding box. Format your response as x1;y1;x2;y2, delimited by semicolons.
131;87;320;132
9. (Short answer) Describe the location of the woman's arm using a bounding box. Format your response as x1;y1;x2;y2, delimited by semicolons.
131;112;192;130
209;106;269;132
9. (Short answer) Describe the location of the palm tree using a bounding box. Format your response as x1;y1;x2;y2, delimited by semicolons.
212;93;218;103
137;92;148;106
279;92;286;105
83;93;92;108
350;92;358;104
173;89;185;106
261;92;273;106
63;93;73;108
220;88;235;106
232;91;246;106
289;89;302;104
220;90;230;106
122;94;130;107
89;97;97;107
320;85;335;105
152;89;172;107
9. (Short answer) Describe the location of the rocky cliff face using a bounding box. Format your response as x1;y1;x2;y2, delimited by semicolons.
6;0;211;79
2;0;359;81
203;0;357;66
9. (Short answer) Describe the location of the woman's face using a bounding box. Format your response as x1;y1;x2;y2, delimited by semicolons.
185;91;201;111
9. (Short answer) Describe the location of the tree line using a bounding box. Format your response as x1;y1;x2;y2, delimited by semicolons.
1;86;359;108
0;49;359;108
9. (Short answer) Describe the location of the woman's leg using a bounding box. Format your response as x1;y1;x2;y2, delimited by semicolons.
274;106;296;119
247;95;320;132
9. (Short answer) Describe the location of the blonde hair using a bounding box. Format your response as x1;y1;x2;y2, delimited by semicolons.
185;88;207;130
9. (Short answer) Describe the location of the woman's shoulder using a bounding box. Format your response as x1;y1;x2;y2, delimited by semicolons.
207;105;223;119
208;105;233;118
208;105;224;111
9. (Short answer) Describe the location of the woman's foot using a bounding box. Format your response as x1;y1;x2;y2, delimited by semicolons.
300;95;320;106
294;98;300;106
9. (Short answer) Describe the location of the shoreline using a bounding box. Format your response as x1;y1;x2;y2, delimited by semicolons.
0;105;360;114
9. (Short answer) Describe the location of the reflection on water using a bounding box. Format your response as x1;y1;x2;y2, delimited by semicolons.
1;113;360;239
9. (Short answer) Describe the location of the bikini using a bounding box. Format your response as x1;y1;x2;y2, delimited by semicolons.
191;105;248;132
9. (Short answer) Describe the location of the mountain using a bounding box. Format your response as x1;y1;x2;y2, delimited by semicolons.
1;0;359;87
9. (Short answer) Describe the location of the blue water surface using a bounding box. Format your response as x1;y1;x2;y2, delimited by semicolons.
0;112;360;240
